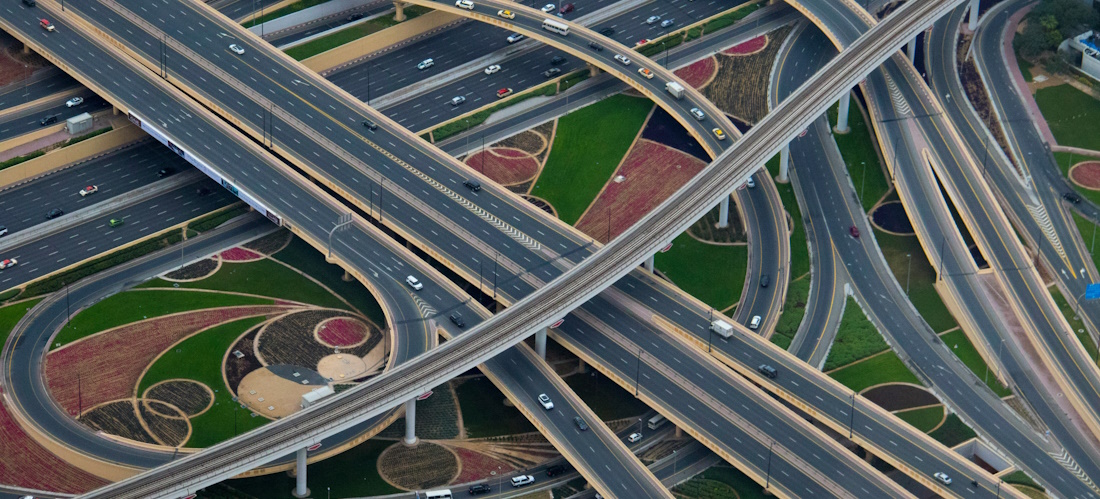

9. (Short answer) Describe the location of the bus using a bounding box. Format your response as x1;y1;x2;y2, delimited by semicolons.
424;490;453;499
647;414;667;430
542;18;569;36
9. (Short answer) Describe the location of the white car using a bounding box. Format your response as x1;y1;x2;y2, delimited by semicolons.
627;432;643;442
79;184;98;196
541;4;555;13
455;0;474;10
538;393;554;410
0;258;18;269
614;54;631;66
646;15;661;24
511;475;535;487
417;58;434;70
65;96;83;108
933;472;952;486
405;275;423;290
229;43;245;55
484;64;501;75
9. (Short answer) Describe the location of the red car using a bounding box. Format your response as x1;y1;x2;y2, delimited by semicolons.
40;18;54;31
559;3;574;14
849;225;860;238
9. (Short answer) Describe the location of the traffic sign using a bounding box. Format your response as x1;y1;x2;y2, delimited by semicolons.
660;243;673;253
798;129;807;138
551;319;564;328
1086;283;1100;300
417;391;433;401
307;443;323;452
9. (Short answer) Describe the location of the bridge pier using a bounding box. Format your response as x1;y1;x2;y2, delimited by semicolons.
394;1;406;22
907;37;916;63
535;328;547;359
292;447;309;498
643;254;655;272
403;398;418;446
22;42;28;54
777;143;790;183
834;91;851;134
587;62;600;78
717;195;730;228
967;0;979;31
342;270;353;282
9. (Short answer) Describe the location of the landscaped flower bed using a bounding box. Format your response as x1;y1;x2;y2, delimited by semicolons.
45;305;292;414
674;56;717;89
576;140;706;242
0;388;108;493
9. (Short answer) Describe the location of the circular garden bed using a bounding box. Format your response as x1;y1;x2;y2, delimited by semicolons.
1069;161;1100;190
377;441;459;490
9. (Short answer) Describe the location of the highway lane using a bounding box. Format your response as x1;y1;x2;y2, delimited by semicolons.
209;0;286;22
934;0;1100;481
58;0;1000;493
265;0;392;46
0;140;182;240
25;0;994;494
359;0;740;131
0;89;108;142
786;0;1100;495
0;67;78;110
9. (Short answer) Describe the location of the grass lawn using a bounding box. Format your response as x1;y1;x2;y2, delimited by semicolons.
828;351;921;392
0;298;42;350
874;229;958;332
672;464;768;499
564;372;650;421
928;413;976;447
243;0;333;27
1003;470;1044;491
654;233;747;311
828;101;890;213
532;94;653;224
224;439;400;498
54;291;272;349
1073;212;1100;272
1049;285;1099;367
894;405;945;433
454;376;535;438
139;317;268;448
285;6;430;60
823;297;888;371
1034;84;1100;151
771;278;809;349
939;329;1013;396
1054;151;1100;206
142;258;347;311
273;236;386;326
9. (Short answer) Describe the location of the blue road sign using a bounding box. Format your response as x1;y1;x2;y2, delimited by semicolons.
1086;283;1100;300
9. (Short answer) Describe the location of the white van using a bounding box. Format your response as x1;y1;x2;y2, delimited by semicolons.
417;58;434;70
507;33;525;43
749;315;761;330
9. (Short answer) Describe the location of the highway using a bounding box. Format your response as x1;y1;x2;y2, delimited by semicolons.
0;5;670;496
0;88;107;142
48;0;1003;496
783;0;1100;492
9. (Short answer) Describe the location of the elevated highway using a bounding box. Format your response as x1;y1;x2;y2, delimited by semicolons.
771;14;1100;498
59;0;1022;494
23;0;1017;497
785;0;1100;492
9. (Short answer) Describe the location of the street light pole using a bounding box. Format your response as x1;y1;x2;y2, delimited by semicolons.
634;348;642;396
765;441;774;489
848;393;856;438
905;253;911;296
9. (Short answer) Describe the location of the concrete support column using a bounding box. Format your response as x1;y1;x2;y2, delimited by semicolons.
907;36;917;63
22;43;28;54
717;195;730;228
835;91;851;134
587;62;600;77
342;270;353;282
535;328;547;359
674;425;683;438
403;399;418;446
578;358;587;373
394;1;406;21
113;106;120;116
643;254;655;272
778;144;791;183
967;0;979;30
292;447;309;498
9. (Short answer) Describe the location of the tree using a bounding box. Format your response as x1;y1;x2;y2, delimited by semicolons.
1019;0;1100;57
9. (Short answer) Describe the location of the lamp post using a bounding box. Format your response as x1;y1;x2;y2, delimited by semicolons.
905;253;911;296
848;392;856;438
634;348;643;396
764;441;774;489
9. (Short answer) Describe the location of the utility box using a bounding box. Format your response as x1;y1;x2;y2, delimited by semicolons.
300;386;335;409
710;320;734;338
65;112;93;135
665;81;685;99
